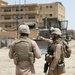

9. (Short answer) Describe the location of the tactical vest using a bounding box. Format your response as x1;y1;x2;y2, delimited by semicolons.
13;38;35;64
45;38;69;74
45;38;64;64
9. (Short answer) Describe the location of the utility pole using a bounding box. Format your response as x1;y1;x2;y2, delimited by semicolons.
24;0;26;4
15;0;16;5
19;0;21;18
45;17;47;29
16;17;19;38
16;0;21;38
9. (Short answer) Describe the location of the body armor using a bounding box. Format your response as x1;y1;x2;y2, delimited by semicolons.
13;38;35;64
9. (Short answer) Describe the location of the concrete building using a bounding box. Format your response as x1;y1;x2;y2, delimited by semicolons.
0;0;65;31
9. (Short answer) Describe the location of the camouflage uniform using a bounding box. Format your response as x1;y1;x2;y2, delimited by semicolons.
9;24;41;75
48;38;63;75
40;28;66;75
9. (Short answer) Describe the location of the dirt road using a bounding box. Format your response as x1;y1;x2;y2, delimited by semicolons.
0;40;75;75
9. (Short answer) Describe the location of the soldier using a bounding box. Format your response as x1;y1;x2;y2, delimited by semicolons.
9;24;41;75
40;28;69;75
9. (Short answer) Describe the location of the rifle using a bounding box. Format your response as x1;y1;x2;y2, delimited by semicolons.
44;46;54;73
47;46;54;55
44;62;48;73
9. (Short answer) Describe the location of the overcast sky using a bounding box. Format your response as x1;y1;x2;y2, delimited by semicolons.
5;0;75;30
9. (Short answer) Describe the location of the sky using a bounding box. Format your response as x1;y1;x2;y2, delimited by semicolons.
4;0;75;30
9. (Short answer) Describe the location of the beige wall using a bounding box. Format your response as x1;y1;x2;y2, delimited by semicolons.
0;1;65;31
57;3;65;20
0;0;8;6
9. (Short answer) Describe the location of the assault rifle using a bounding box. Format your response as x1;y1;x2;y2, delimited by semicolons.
44;45;54;73
44;62;48;73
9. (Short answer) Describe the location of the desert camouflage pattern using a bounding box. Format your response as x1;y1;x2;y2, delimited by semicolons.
47;38;62;75
9;37;41;75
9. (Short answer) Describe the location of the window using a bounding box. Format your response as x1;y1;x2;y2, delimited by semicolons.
16;8;20;11
46;6;48;8
20;8;23;11
50;14;52;17
16;8;23;11
28;15;35;19
4;9;11;12
4;16;11;20
50;6;52;8
5;24;11;28
15;16;23;19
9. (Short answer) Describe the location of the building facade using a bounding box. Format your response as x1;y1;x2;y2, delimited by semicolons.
0;0;65;31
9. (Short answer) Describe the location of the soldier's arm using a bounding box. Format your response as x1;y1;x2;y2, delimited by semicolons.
39;36;53;43
50;44;61;70
9;42;15;59
31;40;41;59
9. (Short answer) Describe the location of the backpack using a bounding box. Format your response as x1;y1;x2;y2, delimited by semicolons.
62;40;71;58
57;40;71;74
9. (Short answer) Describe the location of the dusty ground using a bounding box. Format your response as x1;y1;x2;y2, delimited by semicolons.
0;40;75;75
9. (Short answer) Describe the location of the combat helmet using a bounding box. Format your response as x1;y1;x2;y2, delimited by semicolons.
51;28;61;36
18;24;30;34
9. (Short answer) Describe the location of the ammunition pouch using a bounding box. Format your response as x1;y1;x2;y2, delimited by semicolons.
58;51;64;64
45;54;54;64
57;62;65;74
13;52;35;65
29;52;35;64
13;52;19;65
